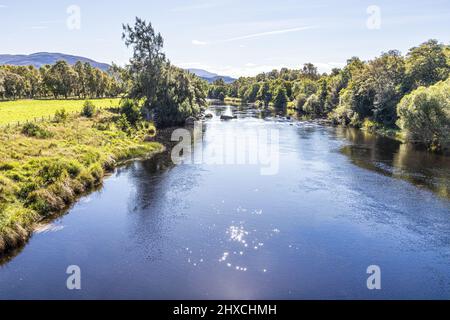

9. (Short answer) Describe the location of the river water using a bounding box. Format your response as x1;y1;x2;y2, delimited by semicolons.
0;104;449;299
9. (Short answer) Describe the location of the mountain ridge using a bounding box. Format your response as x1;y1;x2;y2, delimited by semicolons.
0;52;111;71
0;52;236;82
187;68;236;83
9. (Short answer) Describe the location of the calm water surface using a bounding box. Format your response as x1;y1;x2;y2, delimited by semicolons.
0;105;449;299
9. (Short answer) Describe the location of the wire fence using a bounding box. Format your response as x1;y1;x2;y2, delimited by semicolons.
0;106;122;131
0;110;83;131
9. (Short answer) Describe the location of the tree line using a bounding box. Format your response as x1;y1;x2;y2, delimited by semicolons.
0;61;124;100
210;40;450;151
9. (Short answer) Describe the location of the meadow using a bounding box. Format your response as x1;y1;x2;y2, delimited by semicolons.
0;98;121;126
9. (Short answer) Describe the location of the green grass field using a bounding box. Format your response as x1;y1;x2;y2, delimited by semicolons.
0;98;121;126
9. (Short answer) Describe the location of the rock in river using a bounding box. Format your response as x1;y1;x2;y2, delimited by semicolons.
185;116;197;126
220;115;238;120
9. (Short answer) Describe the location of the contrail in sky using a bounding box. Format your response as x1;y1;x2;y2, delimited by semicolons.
192;25;318;45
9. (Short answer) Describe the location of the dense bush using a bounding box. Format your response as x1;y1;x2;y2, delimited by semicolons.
273;86;288;110
397;78;450;151
116;113;132;132
120;99;142;126
295;94;308;111
54;108;68;123
81;100;96;118
37;159;82;185
21;123;53;139
150;66;203;127
303;94;322;115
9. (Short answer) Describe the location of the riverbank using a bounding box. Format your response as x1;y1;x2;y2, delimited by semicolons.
0;110;164;254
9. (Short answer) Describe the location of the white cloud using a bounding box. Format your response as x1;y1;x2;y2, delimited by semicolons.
192;40;208;46
0;4;7;8
221;25;318;42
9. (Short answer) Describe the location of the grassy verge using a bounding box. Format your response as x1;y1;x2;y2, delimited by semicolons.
0;98;121;126
224;97;243;106
0;110;164;253
360;119;405;142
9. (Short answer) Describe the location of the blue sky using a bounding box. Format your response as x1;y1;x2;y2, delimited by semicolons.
0;0;449;77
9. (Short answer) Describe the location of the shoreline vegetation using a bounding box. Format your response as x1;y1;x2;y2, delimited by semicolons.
221;96;407;143
0;107;164;254
209;39;450;153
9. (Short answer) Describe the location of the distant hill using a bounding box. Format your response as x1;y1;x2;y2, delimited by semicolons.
187;68;235;83
0;52;111;71
0;53;237;83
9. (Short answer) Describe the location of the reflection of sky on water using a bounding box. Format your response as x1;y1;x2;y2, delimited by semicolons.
0;105;449;299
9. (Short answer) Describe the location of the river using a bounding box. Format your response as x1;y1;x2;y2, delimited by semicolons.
0;104;449;299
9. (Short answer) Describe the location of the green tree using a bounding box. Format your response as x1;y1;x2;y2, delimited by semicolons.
74;61;87;98
3;71;24;100
273;85;288;110
109;63;129;96
295;93;308;111
302;63;319;80
47;61;78;98
81;100;96;118
405;39;449;90
397;78;450;151
0;70;5;99
243;83;260;103
257;82;272;106
122;18;206;127
153;66;202;127
122;17;166;117
303;94;321;115
120;98;142;125
334;51;406;126
208;78;227;101
292;79;318;98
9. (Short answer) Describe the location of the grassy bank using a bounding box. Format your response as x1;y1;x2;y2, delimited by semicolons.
0;110;163;253
223;97;243;106
359;119;405;143
0;98;121;126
